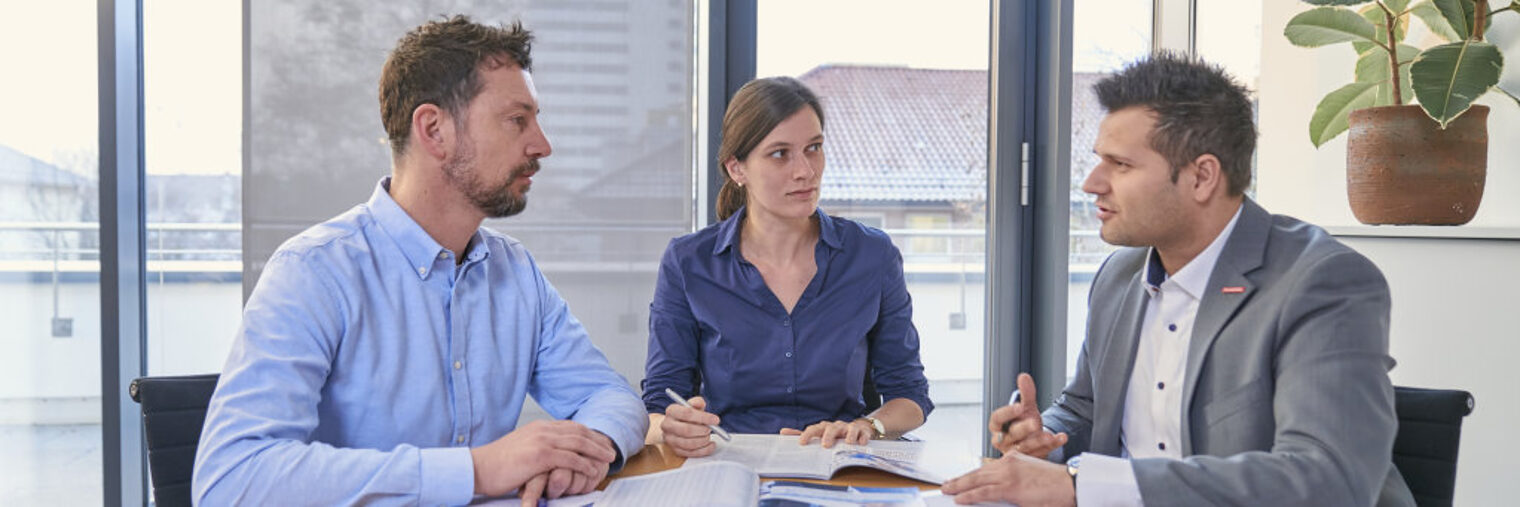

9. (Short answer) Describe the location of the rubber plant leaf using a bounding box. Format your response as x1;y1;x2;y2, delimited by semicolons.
1286;7;1381;48
1310;81;1381;146
1410;40;1503;127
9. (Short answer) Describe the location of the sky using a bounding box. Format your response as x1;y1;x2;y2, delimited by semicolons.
0;0;241;176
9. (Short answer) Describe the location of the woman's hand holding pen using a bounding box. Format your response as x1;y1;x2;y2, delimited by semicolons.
660;396;722;457
989;373;1067;458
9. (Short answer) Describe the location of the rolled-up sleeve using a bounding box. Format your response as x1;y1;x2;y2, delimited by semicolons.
866;246;934;418
641;241;704;413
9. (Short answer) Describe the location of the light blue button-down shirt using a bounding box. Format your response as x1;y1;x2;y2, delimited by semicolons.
193;178;646;506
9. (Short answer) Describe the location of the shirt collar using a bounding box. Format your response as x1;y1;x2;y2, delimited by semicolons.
369;177;482;280
712;206;840;256
1143;203;1244;299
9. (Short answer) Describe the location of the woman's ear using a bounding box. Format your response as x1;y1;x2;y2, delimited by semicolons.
412;103;454;161
724;157;746;187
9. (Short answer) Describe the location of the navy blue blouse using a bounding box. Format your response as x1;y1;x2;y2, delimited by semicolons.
642;207;933;434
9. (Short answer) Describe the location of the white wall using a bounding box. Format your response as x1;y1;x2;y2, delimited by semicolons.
1259;3;1520;504
0;277;241;423
1341;237;1519;506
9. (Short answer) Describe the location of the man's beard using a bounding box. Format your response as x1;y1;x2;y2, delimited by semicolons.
442;139;537;218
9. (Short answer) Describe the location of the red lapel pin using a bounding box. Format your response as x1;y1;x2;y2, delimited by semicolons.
1221;286;1246;294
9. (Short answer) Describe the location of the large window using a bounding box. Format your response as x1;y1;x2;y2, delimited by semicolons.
144;0;244;376
0;2;104;505
757;0;991;459
1065;0;1153;380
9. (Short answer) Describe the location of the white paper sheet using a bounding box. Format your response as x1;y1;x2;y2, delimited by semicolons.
598;460;758;506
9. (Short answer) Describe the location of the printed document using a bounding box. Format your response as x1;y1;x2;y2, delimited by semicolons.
685;433;944;484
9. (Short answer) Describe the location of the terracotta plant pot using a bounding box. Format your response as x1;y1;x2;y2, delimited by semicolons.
1345;104;1488;225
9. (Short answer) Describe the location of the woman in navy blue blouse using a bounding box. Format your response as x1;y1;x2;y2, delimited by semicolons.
642;77;933;457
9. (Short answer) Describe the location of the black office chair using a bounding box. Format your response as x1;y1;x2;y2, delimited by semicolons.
1391;386;1474;507
129;374;221;507
862;369;883;413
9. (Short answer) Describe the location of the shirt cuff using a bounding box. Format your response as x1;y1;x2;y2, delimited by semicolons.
419;446;475;507
1074;452;1144;507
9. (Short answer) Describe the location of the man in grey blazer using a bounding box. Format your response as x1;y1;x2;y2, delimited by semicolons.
943;53;1414;506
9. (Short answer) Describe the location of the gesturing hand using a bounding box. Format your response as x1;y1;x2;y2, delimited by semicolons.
661;396;721;457
780;419;874;448
470;420;616;498
989;373;1067;458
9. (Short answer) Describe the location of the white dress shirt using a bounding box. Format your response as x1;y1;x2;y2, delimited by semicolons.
1075;205;1242;506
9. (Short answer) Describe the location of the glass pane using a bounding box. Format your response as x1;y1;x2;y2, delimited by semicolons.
144;0;243;377
245;1;696;418
1068;1;1152;381
0;1;103;505
1196;0;1261;197
758;0;990;460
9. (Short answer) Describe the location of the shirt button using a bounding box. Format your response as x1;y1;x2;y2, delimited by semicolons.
1158;442;1167;451
785;351;793;358
1157;382;1165;390
786;386;794;393
438;251;448;259
454;361;463;370
1167;323;1177;332
456;435;465;444
782;319;790;327
416;266;427;276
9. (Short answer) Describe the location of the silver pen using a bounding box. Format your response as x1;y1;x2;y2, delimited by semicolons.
664;388;732;442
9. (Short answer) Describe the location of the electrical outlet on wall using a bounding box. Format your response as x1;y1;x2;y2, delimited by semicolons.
52;317;73;338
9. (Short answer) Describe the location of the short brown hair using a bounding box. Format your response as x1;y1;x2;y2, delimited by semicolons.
1094;51;1256;195
715;77;825;221
379;15;534;156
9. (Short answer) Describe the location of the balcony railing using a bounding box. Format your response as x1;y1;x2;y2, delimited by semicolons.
0;221;1115;276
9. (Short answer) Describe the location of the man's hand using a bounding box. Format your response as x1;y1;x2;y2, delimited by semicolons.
660;396;720;457
941;451;1075;507
517;467;601;506
470;420;616;499
779;419;874;448
989;373;1067;458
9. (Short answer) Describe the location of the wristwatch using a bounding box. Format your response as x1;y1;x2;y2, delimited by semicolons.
860;416;887;439
1066;455;1082;491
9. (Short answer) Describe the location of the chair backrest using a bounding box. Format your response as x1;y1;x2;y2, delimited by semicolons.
862;369;882;413
1392;385;1474;507
129;374;220;507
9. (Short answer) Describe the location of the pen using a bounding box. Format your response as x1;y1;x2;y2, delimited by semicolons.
1000;390;1021;433
664;388;732;442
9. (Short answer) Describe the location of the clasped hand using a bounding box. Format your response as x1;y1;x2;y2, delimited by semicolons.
469;420;615;505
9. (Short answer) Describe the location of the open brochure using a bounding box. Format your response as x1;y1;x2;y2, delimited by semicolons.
597;461;927;506
683;433;945;485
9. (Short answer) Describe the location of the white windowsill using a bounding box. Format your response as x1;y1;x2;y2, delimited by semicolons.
1325;225;1520;241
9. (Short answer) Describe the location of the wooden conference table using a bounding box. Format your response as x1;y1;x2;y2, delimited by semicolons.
598;442;942;491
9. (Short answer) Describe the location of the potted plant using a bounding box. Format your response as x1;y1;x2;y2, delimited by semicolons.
1285;0;1518;225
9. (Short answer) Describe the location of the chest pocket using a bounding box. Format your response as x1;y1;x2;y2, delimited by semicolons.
1193;378;1274;454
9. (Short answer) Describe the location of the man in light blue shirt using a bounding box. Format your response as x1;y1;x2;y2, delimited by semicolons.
193;15;647;506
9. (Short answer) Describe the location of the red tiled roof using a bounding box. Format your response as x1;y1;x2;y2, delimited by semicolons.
799;65;987;202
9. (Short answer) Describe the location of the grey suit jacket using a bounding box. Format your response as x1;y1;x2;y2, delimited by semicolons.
1045;199;1415;506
